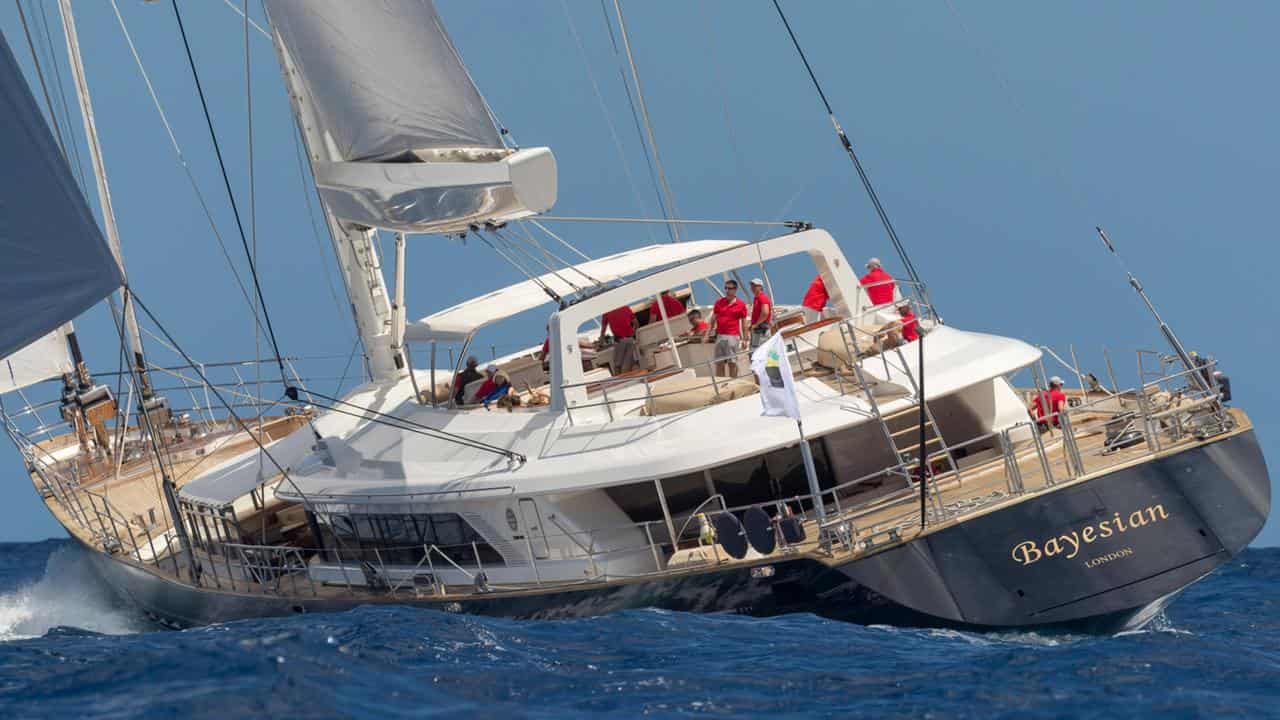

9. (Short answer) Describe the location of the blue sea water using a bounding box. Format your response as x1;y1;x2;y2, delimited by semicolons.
0;541;1276;719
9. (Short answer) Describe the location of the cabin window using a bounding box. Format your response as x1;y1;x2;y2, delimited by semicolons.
604;472;709;524
318;512;503;566
710;441;833;509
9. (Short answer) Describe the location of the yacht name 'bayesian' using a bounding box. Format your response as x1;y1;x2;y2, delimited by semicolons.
1010;505;1171;566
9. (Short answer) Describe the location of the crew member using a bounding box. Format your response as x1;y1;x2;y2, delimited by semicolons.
598;304;640;374
748;278;773;351
1030;376;1068;430
647;289;686;326
473;364;512;409
704;279;749;377
897;303;919;343
680;309;709;336
453;356;482;405
801;274;828;319
860;257;896;306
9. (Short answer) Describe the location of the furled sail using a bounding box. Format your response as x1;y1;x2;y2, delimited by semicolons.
0;34;123;365
264;0;557;233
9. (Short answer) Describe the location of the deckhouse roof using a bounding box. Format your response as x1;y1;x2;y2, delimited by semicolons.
403;240;744;343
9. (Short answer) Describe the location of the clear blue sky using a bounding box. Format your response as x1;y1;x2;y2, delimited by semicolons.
1;1;1275;545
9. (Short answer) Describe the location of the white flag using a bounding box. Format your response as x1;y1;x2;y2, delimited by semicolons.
750;331;800;419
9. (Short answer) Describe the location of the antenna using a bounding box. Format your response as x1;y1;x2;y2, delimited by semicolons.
1095;226;1212;395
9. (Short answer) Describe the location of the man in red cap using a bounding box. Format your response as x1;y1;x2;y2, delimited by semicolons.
1029;376;1068;431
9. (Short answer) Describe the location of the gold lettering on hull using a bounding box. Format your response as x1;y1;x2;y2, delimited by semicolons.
1010;504;1169;567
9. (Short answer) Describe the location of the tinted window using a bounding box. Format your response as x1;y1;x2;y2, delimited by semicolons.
316;512;503;566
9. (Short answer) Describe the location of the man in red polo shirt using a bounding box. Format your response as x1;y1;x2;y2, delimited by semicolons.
860;257;896;306
680;309;708;336
703;278;749;377
598;304;639;373
897;304;919;343
801;274;828;319
748;278;772;351
1029;376;1068;431
647;290;686;326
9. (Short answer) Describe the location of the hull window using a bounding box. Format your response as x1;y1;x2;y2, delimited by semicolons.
319;512;504;567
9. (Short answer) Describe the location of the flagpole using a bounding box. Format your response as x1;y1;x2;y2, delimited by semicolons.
752;331;825;523
796;419;826;523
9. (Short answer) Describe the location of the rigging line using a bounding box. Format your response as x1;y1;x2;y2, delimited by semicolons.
598;0;675;245
170;0;288;385
294;396;507;459
106;294;177;505
940;0;1092;219
538;216;800;227
516;222;602;287
291;387;525;463
609;0;683;243
513;222;571;276
14;0;68;159
288;120;346;321
479;234;563;304
770;1;926;293
527;219;594;263
559;0;656;243
35;0;88;194
696;1;756;212
128;291;321;512
333;336;361;398
222;0;269;38
428;8;513;149
491;227;585;295
107;0;262;332
758;176;818;241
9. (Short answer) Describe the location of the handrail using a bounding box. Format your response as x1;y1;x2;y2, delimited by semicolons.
674;493;729;542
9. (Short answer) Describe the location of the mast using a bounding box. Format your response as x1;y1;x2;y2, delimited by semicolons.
267;34;399;382
261;0;557;384
55;0;151;393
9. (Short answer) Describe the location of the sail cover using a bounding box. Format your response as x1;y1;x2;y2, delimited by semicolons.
0;34;122;364
263;0;503;162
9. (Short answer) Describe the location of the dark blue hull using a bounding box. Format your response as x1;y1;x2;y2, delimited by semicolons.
81;430;1270;632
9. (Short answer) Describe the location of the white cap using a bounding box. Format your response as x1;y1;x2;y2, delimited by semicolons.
486;363;499;373
750;277;764;287
1049;375;1064;386
867;257;882;268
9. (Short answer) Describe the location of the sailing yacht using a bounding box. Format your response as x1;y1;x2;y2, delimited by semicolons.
0;1;1268;632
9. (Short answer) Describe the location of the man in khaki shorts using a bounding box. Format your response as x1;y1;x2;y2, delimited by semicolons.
703;279;749;377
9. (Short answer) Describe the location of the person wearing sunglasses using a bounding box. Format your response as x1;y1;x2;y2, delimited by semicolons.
703;279;749;377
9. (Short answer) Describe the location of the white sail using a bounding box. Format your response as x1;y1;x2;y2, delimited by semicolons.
0;328;72;395
264;0;557;233
0;34;123;363
264;0;502;160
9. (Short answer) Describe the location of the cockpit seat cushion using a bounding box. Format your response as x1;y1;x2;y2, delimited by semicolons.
642;376;759;416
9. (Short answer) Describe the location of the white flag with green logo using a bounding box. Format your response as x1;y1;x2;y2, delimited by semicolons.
750;331;800;419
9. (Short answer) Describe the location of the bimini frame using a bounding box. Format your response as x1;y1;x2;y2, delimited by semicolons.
549;228;868;414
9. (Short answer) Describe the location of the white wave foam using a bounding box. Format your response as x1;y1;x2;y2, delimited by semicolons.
0;544;147;641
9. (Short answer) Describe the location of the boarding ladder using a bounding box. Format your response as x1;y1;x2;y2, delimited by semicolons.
832;323;955;517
